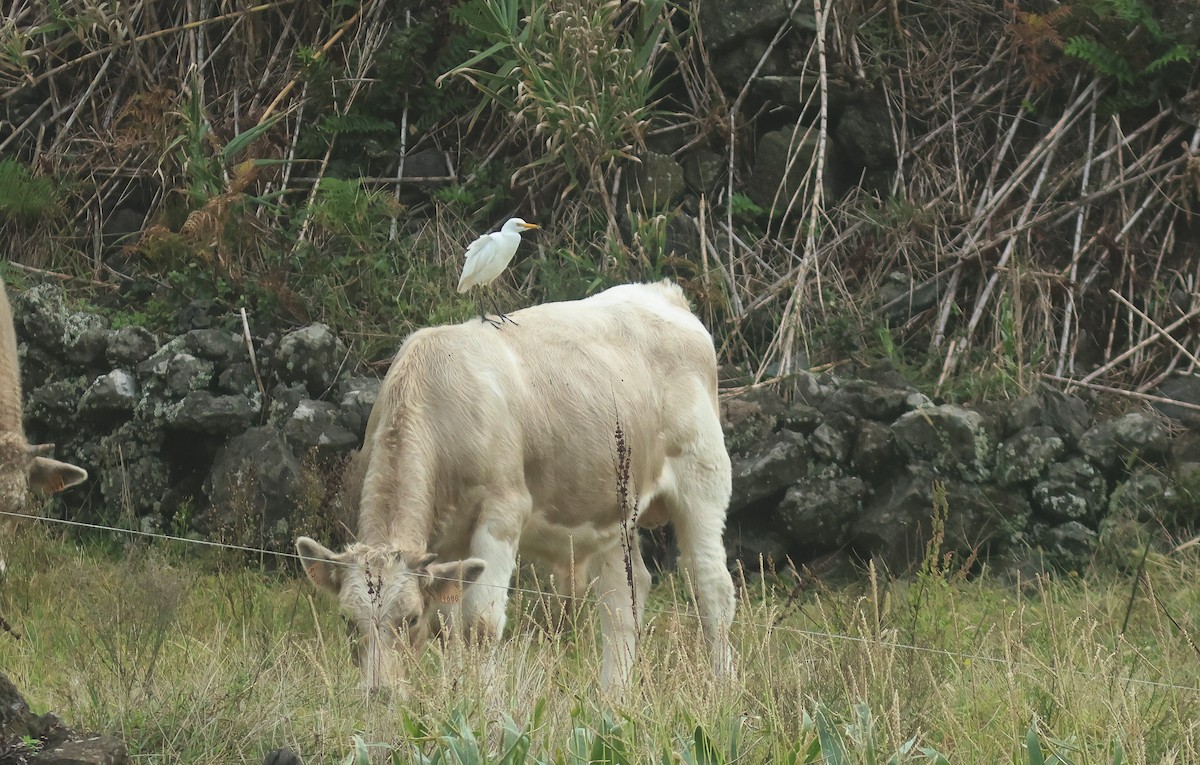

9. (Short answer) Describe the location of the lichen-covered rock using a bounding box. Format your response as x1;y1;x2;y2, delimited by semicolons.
1079;412;1168;470
1042;388;1091;444
629;152;685;211
94;421;171;519
283;399;359;452
1032;521;1096;573
1107;467;1168;521
78;370;138;418
776;475;867;551
779;402;823;434
217;362;261;398
891;404;991;479
729;430;808;516
826;379;912;422
268;382;310;423
12;283;70;351
853;419;900;476
721;388;786;454
855;464;1030;568
166;392;259;435
835;93;895;169
994;426;1064;485
746;130;847;212
105;326;158;366
24;377;88;431
163;353;215;398
1032;457;1106;523
336;376;381;438
65;325;112;368
203;426;302;548
810;415;854;464
184;328;247;365
682;148;724;194
34;735;130;765
273;323;347;398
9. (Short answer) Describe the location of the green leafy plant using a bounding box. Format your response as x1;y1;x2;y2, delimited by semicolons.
443;0;672;202
0;159;60;223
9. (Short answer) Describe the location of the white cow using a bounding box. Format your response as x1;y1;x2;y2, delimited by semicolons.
0;279;88;568
297;280;736;691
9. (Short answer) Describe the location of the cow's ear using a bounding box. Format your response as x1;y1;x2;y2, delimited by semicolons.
421;558;486;605
296;536;342;594
29;456;88;495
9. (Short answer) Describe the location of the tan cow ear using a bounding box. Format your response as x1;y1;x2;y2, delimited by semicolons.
422;559;486;605
29;457;88;495
296;536;342;594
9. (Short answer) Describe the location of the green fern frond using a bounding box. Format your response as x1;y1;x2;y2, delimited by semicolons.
0;160;60;223
1144;43;1196;74
1063;36;1136;83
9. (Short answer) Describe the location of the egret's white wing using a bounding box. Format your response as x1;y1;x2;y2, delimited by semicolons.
457;233;494;293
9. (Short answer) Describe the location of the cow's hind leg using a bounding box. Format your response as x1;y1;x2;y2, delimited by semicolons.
664;443;737;680
596;538;650;693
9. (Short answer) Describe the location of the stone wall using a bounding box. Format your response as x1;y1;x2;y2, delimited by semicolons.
723;363;1199;575
12;283;1197;571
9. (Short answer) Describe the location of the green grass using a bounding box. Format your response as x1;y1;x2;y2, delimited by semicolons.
1;527;1199;764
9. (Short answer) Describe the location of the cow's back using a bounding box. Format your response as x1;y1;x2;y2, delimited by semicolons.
357;282;724;554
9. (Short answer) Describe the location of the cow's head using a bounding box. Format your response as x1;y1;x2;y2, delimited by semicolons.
0;433;89;518
295;536;485;691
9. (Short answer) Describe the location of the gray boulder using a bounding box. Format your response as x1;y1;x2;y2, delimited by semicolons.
1107;467;1168;521
78;370;138;418
994;426;1064;485
1031;457;1106;523
184;328;247;364
94;421;171;519
746;130;847;213
1032;521;1097;573
855;465;1030;569
1079;412;1168;470
12;283;70;351
1042;387;1091;444
24;377;88;431
217;362;261;398
166;392;260;435
810;415;854;464
729;430;808;516
283;399;359;453
853;419;900;476
204;427;302;548
628;152;685;211
891;404;991;479
681;148;724;194
721;388;786;454
826;379;912;422
337;376;382;437
777;475;867;551
65;325;112;368
106;326;158;366
273;323;348;398
835;93;895;169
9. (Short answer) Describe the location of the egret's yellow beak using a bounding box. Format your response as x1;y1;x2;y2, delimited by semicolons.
519;222;540;230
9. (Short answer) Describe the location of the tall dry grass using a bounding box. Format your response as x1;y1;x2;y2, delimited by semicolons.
1;524;1198;763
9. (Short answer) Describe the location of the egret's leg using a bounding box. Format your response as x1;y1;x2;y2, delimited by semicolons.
488;291;518;326
475;291;501;328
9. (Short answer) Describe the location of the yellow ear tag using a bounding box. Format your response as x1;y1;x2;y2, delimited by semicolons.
439;588;462;605
306;564;319;580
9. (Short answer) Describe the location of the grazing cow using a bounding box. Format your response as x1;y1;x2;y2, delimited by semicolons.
297;281;736;691
0;278;89;567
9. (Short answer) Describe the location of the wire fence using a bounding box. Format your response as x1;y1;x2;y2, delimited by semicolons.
2;508;1199;696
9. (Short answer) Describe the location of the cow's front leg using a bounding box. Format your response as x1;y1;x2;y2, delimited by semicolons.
596;541;650;694
461;505;525;642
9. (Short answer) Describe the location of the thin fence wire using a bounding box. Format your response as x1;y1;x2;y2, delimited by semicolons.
3;509;1199;696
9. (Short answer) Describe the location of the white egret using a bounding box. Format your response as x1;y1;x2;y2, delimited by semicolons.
457;217;539;327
